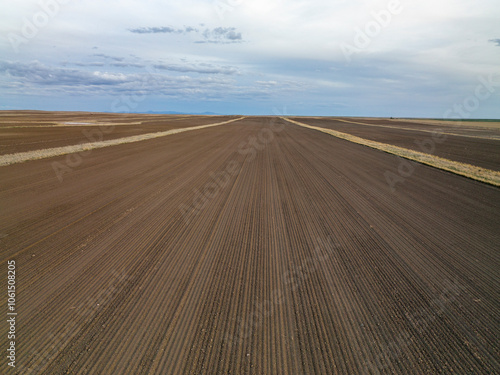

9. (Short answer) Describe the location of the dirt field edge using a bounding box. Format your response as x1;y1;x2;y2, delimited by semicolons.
0;117;245;167
282;117;500;187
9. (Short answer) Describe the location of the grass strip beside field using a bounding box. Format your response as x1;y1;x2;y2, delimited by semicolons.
0;117;245;167
283;117;500;187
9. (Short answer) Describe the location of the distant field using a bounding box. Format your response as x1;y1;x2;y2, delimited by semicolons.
402;118;500;126
0;112;236;155
1;112;499;374
292;116;500;171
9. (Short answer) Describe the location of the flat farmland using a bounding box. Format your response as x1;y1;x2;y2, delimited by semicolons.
1;114;499;374
292;117;500;171
0;112;237;155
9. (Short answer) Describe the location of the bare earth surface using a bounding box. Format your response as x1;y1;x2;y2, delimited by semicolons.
0;113;237;155
1;114;499;374
292;117;500;171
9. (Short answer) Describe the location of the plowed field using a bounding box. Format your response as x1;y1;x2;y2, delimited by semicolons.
0;113;237;155
292;117;500;170
1;114;499;374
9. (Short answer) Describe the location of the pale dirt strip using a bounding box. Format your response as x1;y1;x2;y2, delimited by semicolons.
283;117;500;187
307;116;500;131
0;117;244;167
0;122;141;128
331;118;500;140
0;116;194;128
389;117;500;130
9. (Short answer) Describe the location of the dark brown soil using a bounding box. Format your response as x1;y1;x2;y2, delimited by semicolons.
1;115;499;374
0;112;237;155
292;117;500;170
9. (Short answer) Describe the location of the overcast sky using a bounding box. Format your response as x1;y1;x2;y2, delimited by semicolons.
1;0;499;117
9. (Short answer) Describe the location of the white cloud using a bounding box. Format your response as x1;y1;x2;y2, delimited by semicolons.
0;0;499;116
